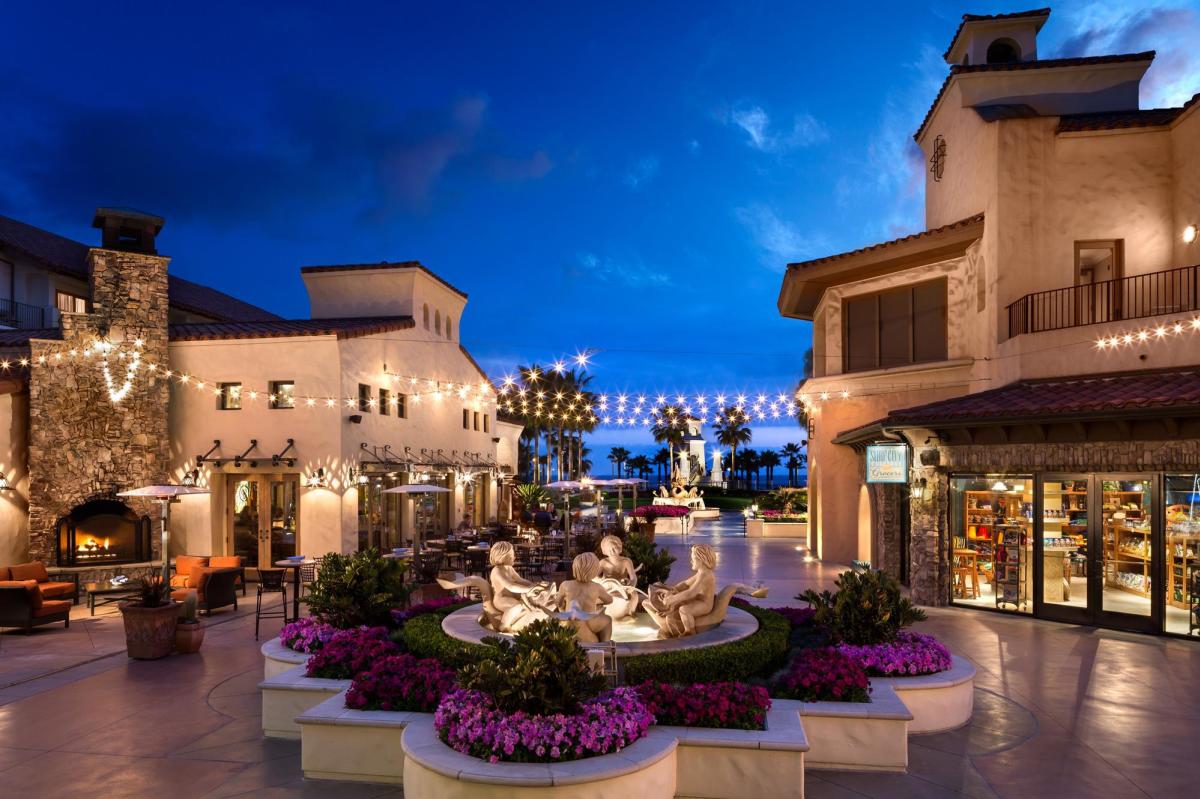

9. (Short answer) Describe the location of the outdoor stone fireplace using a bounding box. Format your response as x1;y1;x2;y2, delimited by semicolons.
26;209;172;566
56;498;152;567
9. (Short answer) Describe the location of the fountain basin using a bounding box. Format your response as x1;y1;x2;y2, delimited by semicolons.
441;604;759;659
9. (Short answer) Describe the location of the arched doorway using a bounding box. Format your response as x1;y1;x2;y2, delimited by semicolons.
856;484;872;562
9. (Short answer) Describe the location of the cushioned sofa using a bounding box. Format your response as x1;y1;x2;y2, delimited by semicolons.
172;555;246;596
0;562;79;604
170;567;239;615
0;580;72;631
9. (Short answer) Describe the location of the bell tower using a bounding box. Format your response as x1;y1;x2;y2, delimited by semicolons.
943;8;1048;67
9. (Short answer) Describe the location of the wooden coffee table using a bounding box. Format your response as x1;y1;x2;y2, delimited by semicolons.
84;581;140;615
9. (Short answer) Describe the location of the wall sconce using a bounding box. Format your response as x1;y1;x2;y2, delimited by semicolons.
1184;224;1197;244
0;473;13;492
181;468;200;487
305;468;328;489
911;476;933;501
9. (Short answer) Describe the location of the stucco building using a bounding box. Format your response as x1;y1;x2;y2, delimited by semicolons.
0;209;520;579
779;8;1200;638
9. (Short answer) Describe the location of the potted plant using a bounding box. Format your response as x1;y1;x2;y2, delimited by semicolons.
119;575;178;660
175;591;204;654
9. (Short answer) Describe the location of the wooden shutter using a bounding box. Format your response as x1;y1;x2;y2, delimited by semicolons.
878;289;912;368
912;279;948;363
844;295;878;372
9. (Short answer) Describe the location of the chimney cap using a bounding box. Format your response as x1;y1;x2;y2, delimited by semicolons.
91;207;164;232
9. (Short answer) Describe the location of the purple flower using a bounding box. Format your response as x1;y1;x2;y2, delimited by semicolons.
280;617;337;653
635;681;770;730
305;626;398;680
772;648;871;703
434;688;654;763
391;596;471;626
836;631;952;677
345;653;457;712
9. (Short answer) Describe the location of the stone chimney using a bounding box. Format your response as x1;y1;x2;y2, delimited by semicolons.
26;209;172;565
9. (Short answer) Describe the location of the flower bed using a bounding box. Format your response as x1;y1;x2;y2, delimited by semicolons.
434;687;654;763
632;504;689;518
305;626;397;680
391;596;473;626
345;653;457;712
838;630;952;677
280;617;337;654
772;648;870;703
635;681;770;731
398;605;485;669
757;510;808;522
764;605;815;628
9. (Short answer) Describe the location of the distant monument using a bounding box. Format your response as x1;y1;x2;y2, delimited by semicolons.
710;449;724;485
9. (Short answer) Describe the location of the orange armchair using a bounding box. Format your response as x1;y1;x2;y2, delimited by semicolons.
208;555;246;596
170;556;210;589
170;567;239;615
1;562;79;605
0;580;71;631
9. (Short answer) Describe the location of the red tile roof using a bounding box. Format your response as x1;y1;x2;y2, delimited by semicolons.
914;52;1157;142
885;370;1200;427
169;316;415;342
0;215;282;323
301;261;468;299
1058;93;1200;132
942;8;1051;60
786;213;984;272
0;328;60;349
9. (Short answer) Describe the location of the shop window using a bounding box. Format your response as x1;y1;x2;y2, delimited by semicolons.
358;383;372;412
379;388;391;416
1165;474;1200;637
56;290;88;314
463;408;470;429
843;279;947;373
269;380;295;409
949;475;1033;614
218;382;242;410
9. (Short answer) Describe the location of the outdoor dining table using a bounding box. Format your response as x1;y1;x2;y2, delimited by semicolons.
274;557;316;619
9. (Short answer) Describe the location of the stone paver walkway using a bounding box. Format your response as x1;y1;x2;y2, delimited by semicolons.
0;533;1196;798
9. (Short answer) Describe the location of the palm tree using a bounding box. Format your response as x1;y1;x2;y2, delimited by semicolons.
652;448;670;485
740;448;759;489
651;406;686;477
760;450;781;488
628;455;652;481
608;447;630;478
781;443;804;486
713;408;752;484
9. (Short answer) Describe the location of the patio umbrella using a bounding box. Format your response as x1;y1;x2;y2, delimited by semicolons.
545;480;582;536
118;484;210;586
381;484;453;554
609;478;646;516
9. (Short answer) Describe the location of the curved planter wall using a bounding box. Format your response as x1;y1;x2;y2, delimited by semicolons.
261;637;309;679
876;656;976;734
401;720;678;799
259;664;351;739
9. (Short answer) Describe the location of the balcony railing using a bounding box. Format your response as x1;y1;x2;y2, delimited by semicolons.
1007;264;1200;338
0;297;52;330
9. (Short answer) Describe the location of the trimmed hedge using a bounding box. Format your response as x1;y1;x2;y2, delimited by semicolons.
622;604;791;684
397;603;486;669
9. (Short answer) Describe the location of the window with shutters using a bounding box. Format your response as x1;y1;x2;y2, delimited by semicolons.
842;279;947;373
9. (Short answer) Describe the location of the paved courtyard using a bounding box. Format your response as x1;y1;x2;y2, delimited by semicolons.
1;535;1197;798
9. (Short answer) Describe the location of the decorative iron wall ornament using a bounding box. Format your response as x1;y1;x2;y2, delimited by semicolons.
929;134;947;182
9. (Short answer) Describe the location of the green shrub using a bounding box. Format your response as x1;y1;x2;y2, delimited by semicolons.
623;532;675;592
397;605;486;669
459;619;607;715
303;549;412;628
622;604;790;684
797;569;925;646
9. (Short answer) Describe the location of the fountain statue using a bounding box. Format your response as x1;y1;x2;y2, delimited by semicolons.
675;451;691;482
644;544;766;638
597;535;640;620
437;541;556;632
440;541;763;642
555;553;614;643
710;449;724;485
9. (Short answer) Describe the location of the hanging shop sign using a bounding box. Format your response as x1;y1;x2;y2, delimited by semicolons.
865;444;909;484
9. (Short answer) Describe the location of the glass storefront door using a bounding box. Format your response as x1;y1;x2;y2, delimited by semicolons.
1164;474;1200;637
1036;474;1160;633
228;474;301;568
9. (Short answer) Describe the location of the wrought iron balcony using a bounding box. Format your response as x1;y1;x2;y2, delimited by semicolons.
1007;264;1199;338
0;297;52;329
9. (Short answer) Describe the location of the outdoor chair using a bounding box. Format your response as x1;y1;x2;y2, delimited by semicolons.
1;562;79;605
255;568;288;641
464;549;488;576
171;567;239;615
0;581;71;632
298;556;324;598
170;555;210;589
415;551;443;584
209;555;247;596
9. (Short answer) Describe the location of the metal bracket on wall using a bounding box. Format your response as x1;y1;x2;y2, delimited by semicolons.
234;439;259;468
196;440;222;468
272;438;296;467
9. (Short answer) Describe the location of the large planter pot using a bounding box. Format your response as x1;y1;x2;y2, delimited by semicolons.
638;521;657;542
119;601;179;660
175;620;205;654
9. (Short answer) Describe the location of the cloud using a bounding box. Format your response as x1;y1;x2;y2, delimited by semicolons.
687;139;701;156
0;83;553;228
727;105;828;153
571;251;672;287
1050;2;1200;107
623;156;660;189
735;205;829;270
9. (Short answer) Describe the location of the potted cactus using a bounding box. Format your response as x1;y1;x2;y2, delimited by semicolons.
175;592;205;654
119;575;179;660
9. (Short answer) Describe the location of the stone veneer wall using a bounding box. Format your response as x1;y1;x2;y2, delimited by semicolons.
906;438;1200;605
26;248;171;564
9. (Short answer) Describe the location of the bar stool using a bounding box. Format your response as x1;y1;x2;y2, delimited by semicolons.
256;568;289;641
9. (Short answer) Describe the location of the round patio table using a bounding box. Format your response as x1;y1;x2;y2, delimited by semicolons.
274;558;316;619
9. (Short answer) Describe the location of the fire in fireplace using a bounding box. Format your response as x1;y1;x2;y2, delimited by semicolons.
56;499;152;567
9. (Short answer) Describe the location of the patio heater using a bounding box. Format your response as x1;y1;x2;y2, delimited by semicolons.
117;484;210;586
381;484;452;555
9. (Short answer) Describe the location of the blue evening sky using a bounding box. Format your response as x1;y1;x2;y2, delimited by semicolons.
3;1;1197;460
